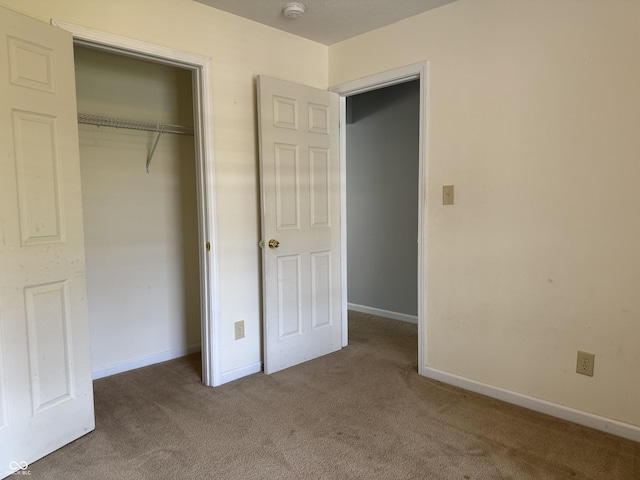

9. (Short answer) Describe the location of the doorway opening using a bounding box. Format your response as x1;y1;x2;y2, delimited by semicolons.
332;62;428;375
345;80;420;327
53;20;220;386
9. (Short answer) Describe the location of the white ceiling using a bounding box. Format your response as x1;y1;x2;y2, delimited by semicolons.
193;0;458;45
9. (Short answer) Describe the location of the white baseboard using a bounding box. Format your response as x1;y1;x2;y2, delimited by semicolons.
218;361;262;385
348;303;418;324
424;366;640;443
92;344;202;380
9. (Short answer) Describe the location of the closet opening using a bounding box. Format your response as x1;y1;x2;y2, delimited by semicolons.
74;45;205;381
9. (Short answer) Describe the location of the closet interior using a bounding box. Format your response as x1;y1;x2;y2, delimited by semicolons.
74;46;202;379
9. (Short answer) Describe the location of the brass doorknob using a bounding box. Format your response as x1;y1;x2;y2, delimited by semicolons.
268;239;280;249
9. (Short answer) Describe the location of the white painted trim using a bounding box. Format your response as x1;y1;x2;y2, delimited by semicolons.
424;367;640;443
417;62;429;377
331;62;429;376
329;63;423;96
348;303;418;324
339;95;349;347
51;20;221;387
92;345;201;380
218;362;262;385
51;20;208;68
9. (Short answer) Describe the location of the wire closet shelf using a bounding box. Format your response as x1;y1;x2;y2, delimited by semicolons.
77;113;194;173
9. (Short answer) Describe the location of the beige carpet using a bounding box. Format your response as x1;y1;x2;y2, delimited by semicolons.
31;312;639;479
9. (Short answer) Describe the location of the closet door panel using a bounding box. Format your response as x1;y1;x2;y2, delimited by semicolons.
0;7;95;477
12;111;65;245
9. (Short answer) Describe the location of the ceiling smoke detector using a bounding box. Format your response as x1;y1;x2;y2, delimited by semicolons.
283;2;306;19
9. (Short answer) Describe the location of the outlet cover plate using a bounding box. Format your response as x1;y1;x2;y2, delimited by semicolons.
576;350;595;376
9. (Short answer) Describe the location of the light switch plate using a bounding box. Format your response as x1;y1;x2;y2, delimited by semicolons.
443;185;454;205
234;320;245;340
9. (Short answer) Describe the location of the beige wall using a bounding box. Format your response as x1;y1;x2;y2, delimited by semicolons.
331;0;640;427
0;0;328;378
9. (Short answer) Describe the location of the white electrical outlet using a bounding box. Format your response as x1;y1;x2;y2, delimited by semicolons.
576;350;595;377
234;320;245;340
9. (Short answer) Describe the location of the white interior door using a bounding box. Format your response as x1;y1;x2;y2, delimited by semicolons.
0;7;94;477
258;76;342;374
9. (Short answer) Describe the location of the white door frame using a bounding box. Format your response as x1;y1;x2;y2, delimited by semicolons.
330;62;429;375
50;20;222;386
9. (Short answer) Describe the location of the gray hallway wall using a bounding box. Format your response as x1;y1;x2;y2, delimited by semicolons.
346;80;420;318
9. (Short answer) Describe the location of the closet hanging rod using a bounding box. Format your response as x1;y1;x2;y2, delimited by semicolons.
77;113;194;136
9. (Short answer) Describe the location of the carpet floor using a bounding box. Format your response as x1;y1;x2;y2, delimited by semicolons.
30;312;639;479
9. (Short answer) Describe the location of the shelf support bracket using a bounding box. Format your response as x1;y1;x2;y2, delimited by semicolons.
146;131;163;173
